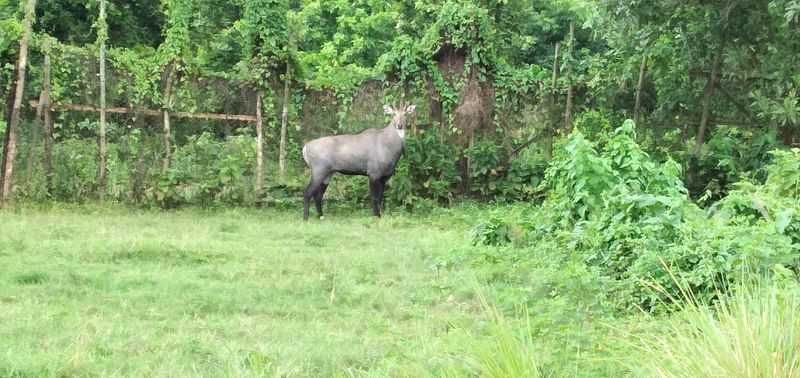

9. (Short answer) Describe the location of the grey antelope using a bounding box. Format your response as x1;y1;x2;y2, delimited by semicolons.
301;103;416;220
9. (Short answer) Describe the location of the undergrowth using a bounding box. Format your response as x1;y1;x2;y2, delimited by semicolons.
471;119;800;311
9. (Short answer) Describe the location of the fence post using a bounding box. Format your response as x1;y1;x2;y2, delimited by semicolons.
563;22;575;136
255;92;264;198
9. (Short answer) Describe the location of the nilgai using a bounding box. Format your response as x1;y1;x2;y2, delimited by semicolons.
302;104;415;220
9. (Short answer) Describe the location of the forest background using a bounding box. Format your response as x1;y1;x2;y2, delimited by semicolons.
1;0;796;209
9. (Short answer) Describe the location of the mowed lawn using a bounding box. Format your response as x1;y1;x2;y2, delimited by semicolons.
0;206;491;377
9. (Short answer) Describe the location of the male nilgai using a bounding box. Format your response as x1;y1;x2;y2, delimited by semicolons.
302;104;415;220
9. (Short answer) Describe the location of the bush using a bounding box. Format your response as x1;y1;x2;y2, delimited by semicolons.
515;120;800;310
471;216;513;246
388;130;462;207
50;138;103;201
466;138;546;202
687;127;779;204
147;132;257;207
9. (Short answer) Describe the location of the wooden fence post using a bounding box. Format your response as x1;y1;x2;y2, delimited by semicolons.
98;0;108;202
161;63;175;174
279;60;291;184
42;39;53;195
563;22;575;136
546;42;561;161
255;92;264;197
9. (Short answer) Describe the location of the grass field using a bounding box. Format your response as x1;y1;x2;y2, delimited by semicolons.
4;205;796;377
1;205;555;377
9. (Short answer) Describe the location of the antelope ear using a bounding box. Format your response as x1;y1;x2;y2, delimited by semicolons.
383;105;394;114
405;105;416;114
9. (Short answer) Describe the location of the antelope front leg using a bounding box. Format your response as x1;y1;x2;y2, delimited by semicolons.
369;177;382;217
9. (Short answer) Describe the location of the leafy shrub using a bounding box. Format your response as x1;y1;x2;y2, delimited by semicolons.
147;132;257;207
687;127;779;203
541;126;616;223
383;132;545;208
14;128;263;208
466;138;545;202
50;138;102;201
471;216;512;246
519;120;800;310
388;131;462;207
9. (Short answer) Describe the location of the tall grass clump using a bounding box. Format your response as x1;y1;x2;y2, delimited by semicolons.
414;300;543;378
465;303;542;378
631;278;800;377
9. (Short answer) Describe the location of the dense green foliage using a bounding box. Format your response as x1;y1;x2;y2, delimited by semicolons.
3;0;798;207
470;120;800;311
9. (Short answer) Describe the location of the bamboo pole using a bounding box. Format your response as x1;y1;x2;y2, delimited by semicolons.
563;22;575;135
279;60;291;184
1;0;36;203
133;121;148;202
42;40;53;195
546;42;561;161
0;65;15;193
255;93;264;197
161;63;175;174
98;0;108;202
27;101;258;122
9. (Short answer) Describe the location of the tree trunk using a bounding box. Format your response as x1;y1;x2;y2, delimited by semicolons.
1;0;36;203
161;63;175;174
563;22;575;135
546;42;561;161
98;0;108;202
692;37;726;156
255;93;264;197
279;58;292;184
42;44;53;196
633;53;648;126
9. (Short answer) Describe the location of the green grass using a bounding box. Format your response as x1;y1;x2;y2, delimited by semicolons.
5;204;791;377
0;205;516;377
